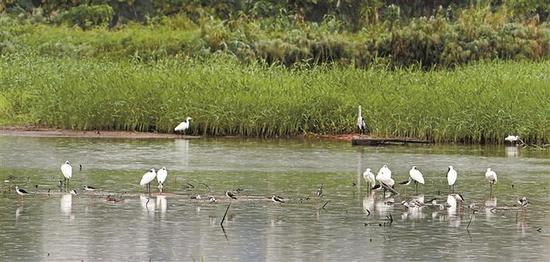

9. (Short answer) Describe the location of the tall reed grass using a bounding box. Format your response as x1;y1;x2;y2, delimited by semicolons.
1;53;548;144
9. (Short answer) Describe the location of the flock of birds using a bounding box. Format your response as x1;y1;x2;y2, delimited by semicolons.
13;112;530;212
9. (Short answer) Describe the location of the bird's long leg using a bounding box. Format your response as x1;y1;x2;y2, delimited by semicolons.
415;181;418;193
490;183;493;197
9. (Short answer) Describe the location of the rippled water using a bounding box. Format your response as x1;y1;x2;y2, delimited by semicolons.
0;136;549;261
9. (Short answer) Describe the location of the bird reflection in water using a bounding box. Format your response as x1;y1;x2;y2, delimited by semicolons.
60;193;75;220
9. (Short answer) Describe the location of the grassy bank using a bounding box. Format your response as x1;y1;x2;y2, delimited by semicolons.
1;53;548;144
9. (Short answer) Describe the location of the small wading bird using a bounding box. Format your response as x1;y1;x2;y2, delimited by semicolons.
60;161;72;190
485;168;497;194
316;184;323;197
447;166;458;192
70;189;78;196
225;191;237;200
83;185;96;192
157;167;168;193
504;135;519;144
271;195;285;203
15;186;29;198
518;197;529;207
400;166;425;192
140;168;157;195
362;168;376;190
375;164;395;196
174;117;192;134
208;196;217;203
357;105;367;135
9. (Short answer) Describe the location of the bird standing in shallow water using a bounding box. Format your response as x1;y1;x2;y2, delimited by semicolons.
15;186;29;198
446;166;458;192
140;168;157;195
174;117;192;134
60;161;72;191
316;184;323;197
400;166;425;192
357;105;367;135
83;185;96;192
485;168;497;195
518;197;529;207
363;168;376;190
271;195;285;203
156;167;168;193
225;191;237;200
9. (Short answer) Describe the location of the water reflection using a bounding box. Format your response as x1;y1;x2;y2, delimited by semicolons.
60;194;72;217
485;197;497;220
505;146;519;157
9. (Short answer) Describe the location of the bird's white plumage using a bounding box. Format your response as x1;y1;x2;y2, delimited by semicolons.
157;167;168;185
485;168;497;184
409;166;425;184
363;168;376;186
376;164;392;182
174;117;192;132
504;135;519;142
140;168;157;186
61;161;72;179
357;105;366;131
447;166;457;186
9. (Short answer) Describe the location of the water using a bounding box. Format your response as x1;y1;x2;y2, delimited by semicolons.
1;136;549;261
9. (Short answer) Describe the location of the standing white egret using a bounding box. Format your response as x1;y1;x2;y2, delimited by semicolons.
174;117;192;134
485;168;497;194
362;168;376;190
357;105;367;135
157;167;168;193
15;186;29;197
504;135;519;143
140;168;157;195
446;166;458;192
400;166;425;192
376;165;395;196
60;160;72;190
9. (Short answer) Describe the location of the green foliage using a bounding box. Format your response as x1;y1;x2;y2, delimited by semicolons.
56;4;114;29
1;53;548;144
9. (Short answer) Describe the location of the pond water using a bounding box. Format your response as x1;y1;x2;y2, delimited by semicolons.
0;136;549;261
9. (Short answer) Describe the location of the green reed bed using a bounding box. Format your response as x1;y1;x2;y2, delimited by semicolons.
0;54;549;144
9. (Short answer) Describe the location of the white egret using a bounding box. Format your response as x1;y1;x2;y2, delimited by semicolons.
504;135;519;143
362;168;376;189
157;167;168;193
174;117;192;134
60;160;72;189
400;166;425;192
15;186;29;197
376;164;396;196
485;168;497;194
446;166;458;192
357;105;367;135
140;168;157;195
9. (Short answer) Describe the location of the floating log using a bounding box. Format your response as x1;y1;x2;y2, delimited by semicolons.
352;136;432;146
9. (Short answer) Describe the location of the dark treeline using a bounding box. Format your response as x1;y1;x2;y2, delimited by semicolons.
2;0;550;68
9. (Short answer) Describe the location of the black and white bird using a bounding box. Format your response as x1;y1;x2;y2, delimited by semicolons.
174;117;192;134
225;191;237;200
60;160;72;188
15;186;29;197
316;184;323;197
208;196;217;203
157;167;168;193
140;168;157;195
446;166;458;192
70;189;78;196
518;197;529;207
485;168;497;194
357;105;367;135
271;195;285;203
83;185;97;192
191;194;202;200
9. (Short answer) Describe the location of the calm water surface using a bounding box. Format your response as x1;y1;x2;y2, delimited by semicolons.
0;136;549;261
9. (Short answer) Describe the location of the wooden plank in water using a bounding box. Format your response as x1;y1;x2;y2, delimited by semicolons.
352;136;431;146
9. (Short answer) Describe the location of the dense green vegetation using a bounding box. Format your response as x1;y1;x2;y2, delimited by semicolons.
1;1;549;144
1;53;549;144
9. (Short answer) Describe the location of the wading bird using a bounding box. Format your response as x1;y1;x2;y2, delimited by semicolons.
174;117;192;134
485;168;497;194
376;165;395;196
316;184;323;197
447;166;458;192
157;167;168;193
15;186;29;198
225;191;237;200
83;185;96;192
357;105;367;135
70;189;78;196
271;195;285;203
504;135;519;144
208;196;217;203
400;166;425;192
518;197;529;207
362;168;376;190
140;168;157;195
61;161;72;189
